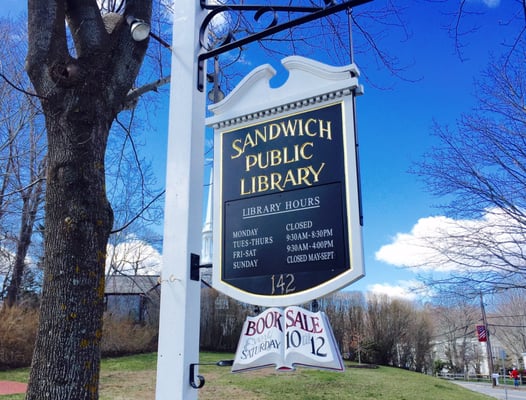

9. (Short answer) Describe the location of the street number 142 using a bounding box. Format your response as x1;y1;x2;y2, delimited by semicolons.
270;274;295;295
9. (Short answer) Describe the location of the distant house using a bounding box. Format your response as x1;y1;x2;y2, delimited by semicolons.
104;275;160;324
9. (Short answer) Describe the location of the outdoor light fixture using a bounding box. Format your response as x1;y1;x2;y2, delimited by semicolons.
207;56;225;103
126;16;150;42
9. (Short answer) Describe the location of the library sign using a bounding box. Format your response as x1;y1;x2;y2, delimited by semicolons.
207;56;365;307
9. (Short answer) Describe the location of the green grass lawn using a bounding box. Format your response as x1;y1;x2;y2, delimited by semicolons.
0;352;495;399
198;352;494;400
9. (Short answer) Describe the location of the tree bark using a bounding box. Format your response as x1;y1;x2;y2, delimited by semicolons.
25;1;151;398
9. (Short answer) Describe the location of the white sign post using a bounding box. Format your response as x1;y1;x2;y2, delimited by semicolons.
155;0;369;395
155;0;206;399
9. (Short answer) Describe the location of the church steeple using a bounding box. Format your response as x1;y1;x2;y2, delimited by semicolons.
201;168;213;284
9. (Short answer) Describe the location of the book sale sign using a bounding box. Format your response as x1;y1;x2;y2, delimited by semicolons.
208;57;365;307
232;306;344;372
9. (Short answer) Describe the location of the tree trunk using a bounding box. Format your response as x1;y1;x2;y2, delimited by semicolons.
25;2;151;398
25;93;114;398
5;137;45;307
4;188;42;307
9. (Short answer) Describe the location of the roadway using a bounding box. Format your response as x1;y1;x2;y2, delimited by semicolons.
453;381;526;400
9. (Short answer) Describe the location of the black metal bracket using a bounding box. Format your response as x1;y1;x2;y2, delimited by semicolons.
197;0;373;91
190;253;212;281
189;359;234;389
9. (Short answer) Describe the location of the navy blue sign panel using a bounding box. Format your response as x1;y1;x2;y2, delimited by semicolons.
220;103;350;296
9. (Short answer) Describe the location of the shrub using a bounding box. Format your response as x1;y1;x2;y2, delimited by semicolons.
101;313;158;357
0;307;158;369
0;306;38;369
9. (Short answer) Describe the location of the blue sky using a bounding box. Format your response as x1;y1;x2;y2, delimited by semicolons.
2;0;519;300
354;0;519;298
3;0;25;17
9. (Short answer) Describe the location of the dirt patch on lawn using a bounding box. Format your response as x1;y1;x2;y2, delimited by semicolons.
198;370;267;400
99;368;279;400
99;370;156;400
99;366;283;399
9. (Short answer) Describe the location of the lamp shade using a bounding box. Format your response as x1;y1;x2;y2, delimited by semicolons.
128;18;150;42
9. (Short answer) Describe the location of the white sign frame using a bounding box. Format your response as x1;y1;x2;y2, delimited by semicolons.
207;56;365;307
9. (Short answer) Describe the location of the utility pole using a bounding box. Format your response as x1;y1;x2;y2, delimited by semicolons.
480;293;495;382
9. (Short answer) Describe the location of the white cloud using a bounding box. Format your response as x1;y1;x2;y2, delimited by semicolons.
472;0;501;8
375;208;526;273
367;280;432;301
375;216;451;269
106;235;162;275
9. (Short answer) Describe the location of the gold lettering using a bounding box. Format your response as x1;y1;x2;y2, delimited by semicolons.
282;146;295;164
304;118;318;136
244;132;257;149
296;167;310;185
280;119;302;136
244;144;317;172
319;120;332;140
258;175;269;192
270;173;284;191
282;169;298;187
239;163;326;195
299;142;313;160
245;154;258;171
269;149;282;167
269;124;281;140
231;116;333;158
240;177;251;195
231;139;243;159
254;128;266;145
309;163;325;182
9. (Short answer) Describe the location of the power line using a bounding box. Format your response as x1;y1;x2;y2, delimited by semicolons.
488;323;526;328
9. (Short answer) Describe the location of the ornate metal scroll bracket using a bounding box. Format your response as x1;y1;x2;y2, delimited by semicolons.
197;0;373;91
189;359;234;389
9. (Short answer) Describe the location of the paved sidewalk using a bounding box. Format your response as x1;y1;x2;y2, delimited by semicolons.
0;380;27;395
453;381;526;400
